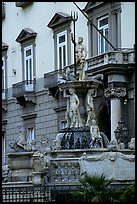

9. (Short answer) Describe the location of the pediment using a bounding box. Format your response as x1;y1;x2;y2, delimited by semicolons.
16;28;37;43
83;2;104;12
47;12;71;29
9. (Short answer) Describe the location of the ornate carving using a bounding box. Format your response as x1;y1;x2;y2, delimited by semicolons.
64;88;83;128
90;119;103;148
71;35;87;80
111;8;122;14
104;87;126;98
79;151;135;163
128;138;135;150
86;89;96;126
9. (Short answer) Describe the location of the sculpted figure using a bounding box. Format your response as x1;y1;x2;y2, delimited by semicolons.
128;138;135;150
16;123;26;150
90;119;103;148
64;88;83;128
86;89;96;126
71;34;87;80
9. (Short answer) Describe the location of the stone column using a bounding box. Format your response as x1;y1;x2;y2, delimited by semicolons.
110;98;121;140
104;87;126;141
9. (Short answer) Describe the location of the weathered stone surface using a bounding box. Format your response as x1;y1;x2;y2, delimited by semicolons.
78;151;135;181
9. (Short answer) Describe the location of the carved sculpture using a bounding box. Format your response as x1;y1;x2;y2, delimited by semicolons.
90;119;103;148
107;140;118;151
16;123;26;150
128;138;135;150
65;88;83;128
86;89;96;126
72;35;87;80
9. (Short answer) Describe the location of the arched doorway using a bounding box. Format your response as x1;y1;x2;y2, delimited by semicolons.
97;104;111;141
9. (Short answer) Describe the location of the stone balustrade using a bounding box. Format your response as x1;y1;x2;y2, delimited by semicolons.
86;49;135;70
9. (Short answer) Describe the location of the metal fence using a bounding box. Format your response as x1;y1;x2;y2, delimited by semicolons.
2;184;83;203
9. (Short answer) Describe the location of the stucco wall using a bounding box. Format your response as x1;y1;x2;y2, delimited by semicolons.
121;2;135;48
2;2;87;89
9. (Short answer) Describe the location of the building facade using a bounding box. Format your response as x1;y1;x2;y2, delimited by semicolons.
2;2;135;195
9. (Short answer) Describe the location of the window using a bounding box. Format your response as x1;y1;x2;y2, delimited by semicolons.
24;45;34;91
27;127;35;144
84;2;121;56
2;132;6;165
16;28;37;91
2;56;6;100
98;15;108;54
57;30;68;70
24;45;33;83
47;12;71;70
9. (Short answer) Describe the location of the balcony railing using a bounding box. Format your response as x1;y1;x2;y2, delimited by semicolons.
44;48;135;90
15;2;33;7
2;2;6;19
12;80;36;98
44;65;75;89
86;48;135;71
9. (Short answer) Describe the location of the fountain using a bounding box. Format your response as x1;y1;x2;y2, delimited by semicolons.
54;33;109;150
4;23;134;189
49;33;135;187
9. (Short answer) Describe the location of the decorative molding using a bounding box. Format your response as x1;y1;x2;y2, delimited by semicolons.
111;8;122;14
21;112;37;120
104;87;126;98
16;28;37;43
24;94;36;104
47;12;71;29
79;151;135;162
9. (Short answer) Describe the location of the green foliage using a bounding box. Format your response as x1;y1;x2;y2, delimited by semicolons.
72;173;122;202
119;183;135;202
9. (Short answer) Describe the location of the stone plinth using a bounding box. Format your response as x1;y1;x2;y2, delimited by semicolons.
32;172;43;185
7;152;33;182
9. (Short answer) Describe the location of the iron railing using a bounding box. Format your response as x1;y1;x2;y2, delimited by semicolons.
2;184;83;203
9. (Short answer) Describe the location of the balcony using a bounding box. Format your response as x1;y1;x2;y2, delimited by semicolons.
44;65;76;97
2;2;6;19
44;68;69;97
15;2;33;8
86;48;135;75
12;80;36;106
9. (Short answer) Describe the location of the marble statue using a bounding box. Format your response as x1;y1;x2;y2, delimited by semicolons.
71;34;87;80
107;140;118;151
53;133;63;150
86;89;96;126
128;138;135;150
9;123;32;152
90;119;103;148
16;123;27;150
64;88;83;128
